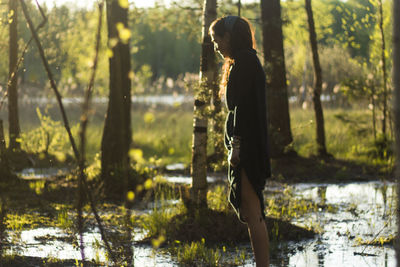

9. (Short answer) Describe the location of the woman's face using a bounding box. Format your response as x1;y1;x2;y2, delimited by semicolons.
211;32;231;58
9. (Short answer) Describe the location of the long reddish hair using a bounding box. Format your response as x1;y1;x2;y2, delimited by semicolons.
209;16;256;96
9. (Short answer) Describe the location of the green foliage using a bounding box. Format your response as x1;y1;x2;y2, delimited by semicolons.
5;213;53;231
171;238;222;266
291;107;390;164
207;185;229;212
169;238;249;266
140;191;184;239
131;12;201;81
56;207;74;230
267;185;324;221
329;0;376;58
29;180;46;195
19;108;74;161
132;108;193;166
367;134;393;159
0;0;393;106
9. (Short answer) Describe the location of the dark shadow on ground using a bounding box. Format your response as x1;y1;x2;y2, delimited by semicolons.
142;209;315;245
271;154;389;183
0;255;98;267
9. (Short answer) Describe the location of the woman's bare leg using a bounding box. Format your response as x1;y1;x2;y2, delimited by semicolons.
240;168;270;267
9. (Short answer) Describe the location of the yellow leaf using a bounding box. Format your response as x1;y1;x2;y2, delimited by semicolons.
55;152;66;162
128;71;135;80
136;184;143;193
131;46;139;54
152;235;165;248
144;179;153;190
127;191;135;201
119;28;132;43
106;49;114;58
118;0;129;9
116;22;124;31
144;112;155;124
129;149;143;162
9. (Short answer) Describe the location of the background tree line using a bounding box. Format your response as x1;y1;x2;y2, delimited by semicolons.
0;0;393;103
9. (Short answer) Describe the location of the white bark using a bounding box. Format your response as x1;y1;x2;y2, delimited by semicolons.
190;0;217;207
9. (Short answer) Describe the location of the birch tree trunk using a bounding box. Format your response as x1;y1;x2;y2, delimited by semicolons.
392;0;400;264
190;0;217;208
305;0;328;156
101;0;132;197
260;0;293;157
377;0;388;138
8;0;21;151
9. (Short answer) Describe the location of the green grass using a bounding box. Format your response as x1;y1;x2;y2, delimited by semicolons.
4;103;391;169
290;107;390;164
6;104;193;166
131;107;193;166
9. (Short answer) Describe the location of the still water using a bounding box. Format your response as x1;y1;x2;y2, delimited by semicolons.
6;172;397;266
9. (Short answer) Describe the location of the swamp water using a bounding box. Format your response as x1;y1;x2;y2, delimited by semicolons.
5;170;397;266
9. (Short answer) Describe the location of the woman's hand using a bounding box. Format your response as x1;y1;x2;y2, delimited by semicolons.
229;135;241;167
229;147;240;167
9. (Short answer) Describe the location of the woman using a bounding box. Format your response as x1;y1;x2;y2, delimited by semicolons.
210;16;271;266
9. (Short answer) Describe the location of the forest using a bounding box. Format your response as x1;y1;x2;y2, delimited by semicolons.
0;0;399;266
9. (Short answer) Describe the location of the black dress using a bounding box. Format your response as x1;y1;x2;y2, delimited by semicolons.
224;48;271;223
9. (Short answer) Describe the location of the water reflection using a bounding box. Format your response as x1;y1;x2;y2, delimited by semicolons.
18;168;70;180
20;95;194;107
3;180;396;266
284;181;396;267
163;175;223;184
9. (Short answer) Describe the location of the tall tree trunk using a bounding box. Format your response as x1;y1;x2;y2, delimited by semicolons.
0;120;10;178
377;0;388;138
392;0;400;264
305;0;328;156
101;0;132;197
261;0;293;157
8;0;21;151
190;0;217;208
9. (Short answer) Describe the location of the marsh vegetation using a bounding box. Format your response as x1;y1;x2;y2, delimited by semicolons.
0;0;398;266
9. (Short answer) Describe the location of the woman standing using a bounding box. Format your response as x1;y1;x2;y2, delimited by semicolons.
210;16;271;266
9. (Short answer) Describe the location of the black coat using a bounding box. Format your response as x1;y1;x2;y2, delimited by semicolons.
224;48;271;222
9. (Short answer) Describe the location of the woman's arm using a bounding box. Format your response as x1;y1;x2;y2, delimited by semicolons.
232;52;257;140
229;51;258;165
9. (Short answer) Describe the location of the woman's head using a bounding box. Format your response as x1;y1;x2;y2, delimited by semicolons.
209;16;256;59
209;16;256;95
